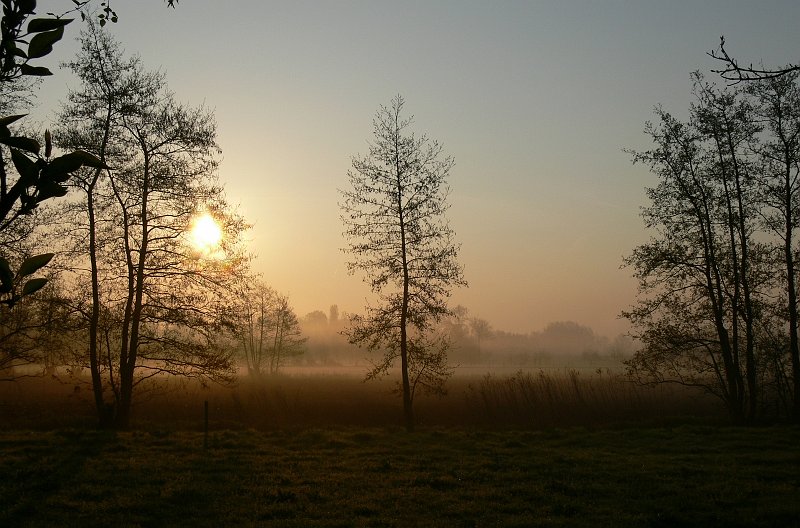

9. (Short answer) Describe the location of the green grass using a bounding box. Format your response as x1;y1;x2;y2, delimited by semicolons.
1;426;798;527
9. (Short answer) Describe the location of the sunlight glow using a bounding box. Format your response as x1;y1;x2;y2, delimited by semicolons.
189;212;223;256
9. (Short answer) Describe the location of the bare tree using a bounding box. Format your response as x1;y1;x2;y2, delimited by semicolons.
55;24;249;428
709;36;800;83
747;72;800;419
469;317;493;350
235;279;305;376
624;73;778;422
340;95;466;431
266;294;305;373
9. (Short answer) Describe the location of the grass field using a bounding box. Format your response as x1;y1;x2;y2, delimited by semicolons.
1;372;797;526
0;368;722;430
1;425;799;527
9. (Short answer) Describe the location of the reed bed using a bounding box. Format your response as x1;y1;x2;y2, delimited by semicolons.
0;368;720;430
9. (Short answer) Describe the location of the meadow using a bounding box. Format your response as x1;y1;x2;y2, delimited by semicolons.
1;371;798;527
1;367;721;430
1;425;799;527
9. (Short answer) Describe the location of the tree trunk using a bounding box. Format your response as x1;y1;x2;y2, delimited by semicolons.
782;160;800;422
682;163;744;421
396;143;413;432
88;95;114;428
86;180;111;427
114;143;151;429
786;227;800;422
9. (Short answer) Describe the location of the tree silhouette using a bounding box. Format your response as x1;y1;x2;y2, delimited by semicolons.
54;23;248;428
340;95;465;431
710;36;800;83
1;0;178;324
623;73;800;421
234;279;305;376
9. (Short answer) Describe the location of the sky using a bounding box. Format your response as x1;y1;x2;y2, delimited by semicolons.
29;0;800;338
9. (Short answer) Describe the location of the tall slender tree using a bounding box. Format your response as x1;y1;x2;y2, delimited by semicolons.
340;95;466;431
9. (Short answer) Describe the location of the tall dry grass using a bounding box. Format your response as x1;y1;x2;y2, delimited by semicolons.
463;369;721;428
0;368;721;430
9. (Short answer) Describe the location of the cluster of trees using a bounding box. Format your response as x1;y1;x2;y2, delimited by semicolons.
7;2;796;432
0;9;305;428
443;316;633;365
292;304;631;369
234;280;306;376
625;70;800;422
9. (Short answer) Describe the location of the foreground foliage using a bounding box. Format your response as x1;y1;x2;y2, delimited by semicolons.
0;425;797;527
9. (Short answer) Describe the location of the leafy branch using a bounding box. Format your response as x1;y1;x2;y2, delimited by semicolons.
1;0;110;308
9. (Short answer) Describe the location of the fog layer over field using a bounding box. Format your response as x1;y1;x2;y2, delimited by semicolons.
295;311;633;372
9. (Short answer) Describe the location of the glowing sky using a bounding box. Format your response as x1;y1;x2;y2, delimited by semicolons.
30;0;800;337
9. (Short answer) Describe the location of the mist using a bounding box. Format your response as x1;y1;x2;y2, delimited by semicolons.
294;306;633;375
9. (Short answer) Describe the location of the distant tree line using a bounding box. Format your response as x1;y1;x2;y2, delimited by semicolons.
295;305;631;369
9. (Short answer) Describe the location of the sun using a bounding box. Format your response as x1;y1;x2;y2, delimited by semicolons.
189;212;223;255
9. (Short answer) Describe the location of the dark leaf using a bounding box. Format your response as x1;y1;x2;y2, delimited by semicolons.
27;18;72;33
21;277;47;297
45;172;70;183
35;179;68;201
44;130;52;158
0;257;13;292
71;150;108;169
18;0;36;14
17;253;54;278
1;136;40;153
44;152;84;176
19;63;53;76
27;26;64;59
10;149;39;185
0;114;27;127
